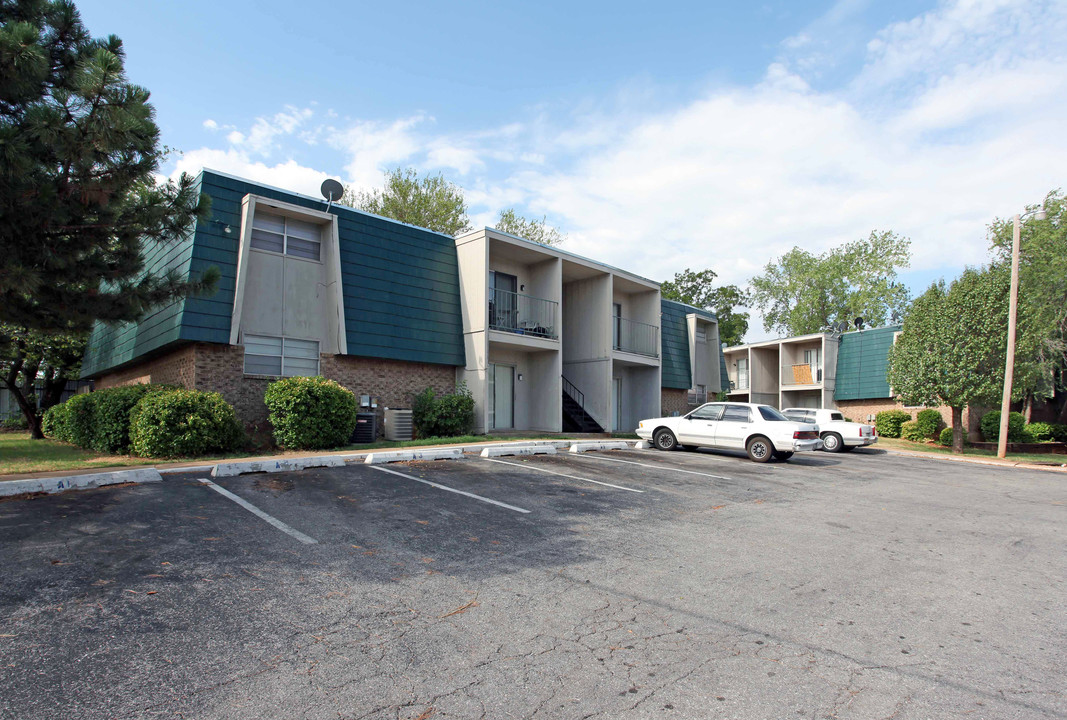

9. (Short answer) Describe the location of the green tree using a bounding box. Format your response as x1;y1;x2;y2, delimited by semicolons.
749;231;911;336
887;268;1008;453
495;208;565;246
0;324;87;439
342;167;471;236
987;190;1067;421
0;0;215;333
660;268;751;346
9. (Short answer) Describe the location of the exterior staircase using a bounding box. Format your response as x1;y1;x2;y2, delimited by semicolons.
562;377;604;433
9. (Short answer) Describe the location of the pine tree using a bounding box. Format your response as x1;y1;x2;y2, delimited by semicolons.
0;0;215;333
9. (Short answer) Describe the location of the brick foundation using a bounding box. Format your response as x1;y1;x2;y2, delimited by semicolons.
661;389;689;417
94;343;457;438
95;345;198;390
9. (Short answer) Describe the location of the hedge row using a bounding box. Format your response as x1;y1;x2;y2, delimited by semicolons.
43;377;478;456
43;385;242;458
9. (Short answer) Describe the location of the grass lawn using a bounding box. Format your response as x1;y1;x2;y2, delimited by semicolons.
878;436;1067;466
0;433;249;477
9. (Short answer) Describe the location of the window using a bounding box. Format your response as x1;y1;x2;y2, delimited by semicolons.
690;403;725;421
687;384;707;405
251;210;322;261
758;406;789;422
696;325;707;343
722;405;752;422
243;335;320;377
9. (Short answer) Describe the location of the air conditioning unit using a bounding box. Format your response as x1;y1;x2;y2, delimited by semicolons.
384;408;413;441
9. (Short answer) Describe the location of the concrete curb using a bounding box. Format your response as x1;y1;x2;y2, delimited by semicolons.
212;456;346;478
364;448;465;464
0;468;163;498
569;441;633;453
480;445;558;458
883;448;1067;473
632;440;652;450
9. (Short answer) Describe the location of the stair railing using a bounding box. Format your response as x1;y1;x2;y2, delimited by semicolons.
561;375;585;411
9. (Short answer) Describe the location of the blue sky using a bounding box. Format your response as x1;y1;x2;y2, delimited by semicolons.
77;0;1067;340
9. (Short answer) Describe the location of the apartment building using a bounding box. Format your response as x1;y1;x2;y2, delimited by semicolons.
80;169;726;436
724;332;839;409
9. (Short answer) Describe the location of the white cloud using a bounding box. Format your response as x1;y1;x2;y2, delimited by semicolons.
170;148;328;198
202;119;218;131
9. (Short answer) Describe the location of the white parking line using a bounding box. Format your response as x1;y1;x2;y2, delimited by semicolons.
197;478;318;545
369;465;531;514
481;457;645;493
564;452;733;481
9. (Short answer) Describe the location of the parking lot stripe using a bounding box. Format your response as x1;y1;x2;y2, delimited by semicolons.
197;479;318;545
567;453;733;480
368;465;531;514
482;457;645;493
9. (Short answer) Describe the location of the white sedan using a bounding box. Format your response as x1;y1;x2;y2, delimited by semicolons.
636;402;822;462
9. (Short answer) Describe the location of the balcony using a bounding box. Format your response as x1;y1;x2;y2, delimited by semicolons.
613;317;659;358
489;288;558;340
781;364;822;386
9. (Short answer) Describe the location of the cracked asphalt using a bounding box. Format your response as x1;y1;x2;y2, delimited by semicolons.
0;446;1064;719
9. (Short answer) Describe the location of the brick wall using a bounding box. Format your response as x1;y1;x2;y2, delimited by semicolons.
95;345;197;389
661;389;689;417
96;343;458;438
320;354;456;435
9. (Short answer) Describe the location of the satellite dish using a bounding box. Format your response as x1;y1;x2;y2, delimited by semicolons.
837;320;848;333
854;317;865;330
320;178;344;202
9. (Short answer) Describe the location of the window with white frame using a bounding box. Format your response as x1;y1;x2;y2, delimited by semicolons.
243;335;320;377
695;325;707;343
250;210;322;261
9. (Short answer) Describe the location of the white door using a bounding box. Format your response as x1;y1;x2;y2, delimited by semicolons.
678;403;725;446
489;363;514;430
613;377;622;431
714;404;754;449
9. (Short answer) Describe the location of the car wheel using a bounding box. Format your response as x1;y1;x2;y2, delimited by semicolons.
653;428;678;451
774;451;794;461
821;432;843;453
746;435;773;463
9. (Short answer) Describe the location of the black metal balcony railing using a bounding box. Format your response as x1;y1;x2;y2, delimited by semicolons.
613;317;659;357
489;288;558;340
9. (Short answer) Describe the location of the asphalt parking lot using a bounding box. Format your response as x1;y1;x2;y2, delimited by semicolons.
1;446;1064;720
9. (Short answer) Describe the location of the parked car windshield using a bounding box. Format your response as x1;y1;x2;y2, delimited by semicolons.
758;406;789;421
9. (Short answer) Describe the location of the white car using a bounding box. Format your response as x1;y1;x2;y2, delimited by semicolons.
636;402;822;463
782;408;878;453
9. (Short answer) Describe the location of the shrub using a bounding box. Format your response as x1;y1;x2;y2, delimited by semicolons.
264;376;357;450
129;389;242;457
938;427;954;446
914;409;943;439
900;420;927;442
1051;424;1067;442
1;415;29;431
63;393;98;448
875;409;911;438
980;410;1030;443
1026;422;1056;442
91;384;176;454
42;403;70;441
412;383;475;438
